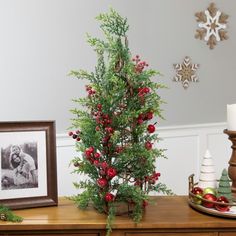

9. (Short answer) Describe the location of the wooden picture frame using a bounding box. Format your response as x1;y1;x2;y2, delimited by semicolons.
0;121;58;209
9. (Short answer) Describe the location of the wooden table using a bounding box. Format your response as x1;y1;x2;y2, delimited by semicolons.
0;196;236;236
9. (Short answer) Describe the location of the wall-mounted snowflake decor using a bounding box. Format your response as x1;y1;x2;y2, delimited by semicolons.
173;56;199;89
195;2;229;49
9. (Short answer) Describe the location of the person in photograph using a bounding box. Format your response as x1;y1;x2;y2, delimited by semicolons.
10;145;37;187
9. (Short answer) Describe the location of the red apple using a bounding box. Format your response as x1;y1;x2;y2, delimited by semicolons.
202;193;217;208
215;196;230;212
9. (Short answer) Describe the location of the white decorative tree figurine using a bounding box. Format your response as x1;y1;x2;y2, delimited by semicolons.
198;150;217;189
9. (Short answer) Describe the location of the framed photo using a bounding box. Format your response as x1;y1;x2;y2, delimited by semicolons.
0;121;58;209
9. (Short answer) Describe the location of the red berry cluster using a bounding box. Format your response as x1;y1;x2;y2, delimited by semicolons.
134;172;160;187
115;146;124;154
68;130;81;141
96;164;117;202
132;55;149;73
145;172;160;184
86;85;96;97
85;147;117;179
137;87;150;105
93;104;112;128
84;146;101;163
138;87;150;97
93;104;115;150
137;111;153;125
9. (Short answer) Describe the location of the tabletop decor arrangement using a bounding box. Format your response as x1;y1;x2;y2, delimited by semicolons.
189;104;236;218
69;8;172;235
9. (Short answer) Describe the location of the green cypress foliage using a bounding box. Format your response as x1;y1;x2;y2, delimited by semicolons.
217;168;232;201
0;205;23;222
69;8;172;235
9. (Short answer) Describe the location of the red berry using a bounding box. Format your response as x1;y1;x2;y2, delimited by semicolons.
99;169;106;176
105;193;114;202
101;162;108;169
115;146;123;153
102;136;110;143
145;141;152;150
68;131;73;136
97;178;108;188
106;119;112;125
142;200;148;208
76;137;81;141
75;130;80;134
85;85;91;91
93;160;99;166
95;126;100;131
72;134;78;139
147;124;155;133
146;112;153;120
88;146;94;153
97;104;102;110
85;149;92;158
137;119;144;125
94;153;101;158
107;167;117;179
152;172;161;180
143;87;150;93
138;88;143;93
105;127;114;133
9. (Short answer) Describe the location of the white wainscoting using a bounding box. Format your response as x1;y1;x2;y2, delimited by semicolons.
56;122;231;197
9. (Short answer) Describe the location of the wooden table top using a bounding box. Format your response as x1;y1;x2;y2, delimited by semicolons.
0;196;235;231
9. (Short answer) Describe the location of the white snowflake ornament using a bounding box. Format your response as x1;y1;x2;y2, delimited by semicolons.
195;3;229;49
173;56;199;89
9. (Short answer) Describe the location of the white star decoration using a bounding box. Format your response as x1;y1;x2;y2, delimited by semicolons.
199;10;226;42
173;57;199;89
195;3;229;49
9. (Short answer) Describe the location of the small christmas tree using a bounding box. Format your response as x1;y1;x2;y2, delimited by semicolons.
218;169;232;201
69;8;172;235
198;150;217;189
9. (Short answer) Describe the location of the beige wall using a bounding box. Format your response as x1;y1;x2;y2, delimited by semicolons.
0;0;235;132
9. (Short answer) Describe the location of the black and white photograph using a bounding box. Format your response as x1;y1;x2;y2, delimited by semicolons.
0;121;57;209
1;143;38;190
